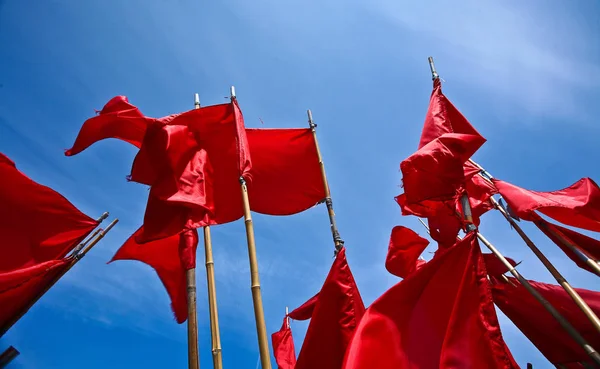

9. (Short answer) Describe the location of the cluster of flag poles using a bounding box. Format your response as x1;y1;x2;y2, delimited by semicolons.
2;57;600;369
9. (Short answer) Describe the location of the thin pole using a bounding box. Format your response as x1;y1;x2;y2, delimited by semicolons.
204;226;223;369
476;230;600;365
0;218;118;337
70;212;109;256
285;306;289;328
469;159;600;335
195;93;223;369
186;93;202;369
307;109;344;253
233;86;272;369
0;346;19;368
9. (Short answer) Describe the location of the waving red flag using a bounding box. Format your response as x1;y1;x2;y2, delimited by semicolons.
290;247;365;369
110;227;198;323
494;178;600;232
385;226;429;278
271;317;297;369
492;278;600;368
0;153;98;271
343;233;518;369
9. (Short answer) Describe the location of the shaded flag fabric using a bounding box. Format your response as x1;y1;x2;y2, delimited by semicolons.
291;247;365;369
343;233;519;369
272;317;297;369
492;278;600;368
385;226;429;278
482;253;517;278
110;227;197;323
494;178;600;232
418;79;484;149
0;153;98;271
288;293;319;321
0;259;70;332
401;133;486;205
533;216;600;275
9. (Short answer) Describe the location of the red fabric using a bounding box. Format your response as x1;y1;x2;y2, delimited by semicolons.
246;128;325;215
65;96;154;155
492;278;600;367
293;247;365;369
289;293;319;321
0;153;98;271
342;233;519;369
482;254;517;277
110;228;188;323
385;226;429;278
178;228;199;270
466;172;497;224
494;178;600;232
401;133;486;205
0;259;70;330
418;79;484;149
533;216;600;275
271;317;297;369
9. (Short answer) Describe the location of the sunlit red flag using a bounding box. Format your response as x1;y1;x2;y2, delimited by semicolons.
271;316;296;369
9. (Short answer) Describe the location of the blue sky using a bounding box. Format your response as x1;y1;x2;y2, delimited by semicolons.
1;0;600;368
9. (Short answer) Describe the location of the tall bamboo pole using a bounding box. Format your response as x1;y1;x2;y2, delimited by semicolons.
468;159;600;335
195;93;224;369
232;86;272;369
427;56;600;365
0;216;116;337
307;110;344;253
186;93;203;369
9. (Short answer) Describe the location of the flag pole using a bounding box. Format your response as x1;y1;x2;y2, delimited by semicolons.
307;109;344;253
0;217;118;337
427;56;600;365
0;346;19;369
184;93;203;369
70;212;109;256
468;159;600;335
195;93;224;369
233;86;273;369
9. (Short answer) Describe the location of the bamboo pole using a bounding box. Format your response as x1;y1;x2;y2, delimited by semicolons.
0;346;19;368
185;93;203;369
0;217;118;337
195;93;224;369
233;86;272;369
70;212;109;256
307;110;344;253
204;226;223;369
467;159;600;335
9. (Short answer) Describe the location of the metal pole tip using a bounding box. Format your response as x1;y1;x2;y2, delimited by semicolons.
230;86;236;99
194;93;200;107
428;56;439;81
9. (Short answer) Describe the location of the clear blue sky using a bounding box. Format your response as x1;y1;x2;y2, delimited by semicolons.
1;1;600;368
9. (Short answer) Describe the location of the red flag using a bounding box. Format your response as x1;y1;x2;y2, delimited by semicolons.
385;226;429;278
288;293;319;321
482;254;518;278
110;227;197;323
342;233;518;369
271;317;297;369
418;79;484;149
246;128;325;215
290;247;365;369
492;278;600;368
401;133;486;204
0;153;98;271
494;178;600;232
65;96;157;155
533;216;600;275
0;259;70;331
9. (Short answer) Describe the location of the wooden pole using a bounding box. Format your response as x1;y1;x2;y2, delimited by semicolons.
0;217;118;337
186;93;202;369
0;346;19;368
204;227;223;368
232;86;272;369
195;93;223;369
526;364;533;369
70;212;109;256
468;159;600;335
307;109;344;253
